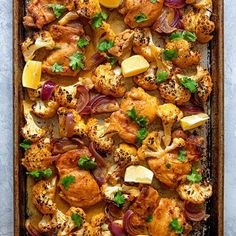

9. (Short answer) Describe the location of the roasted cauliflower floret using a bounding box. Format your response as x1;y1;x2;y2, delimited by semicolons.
165;38;201;69
32;177;57;214
92;63;126;98
90;213;111;236
120;87;159;124
75;0;101;19
137;131;185;160
108;29;134;63
32;99;59;119
57;107;87;138
183;9;215;43
21;31;55;62
158;76;192;105
87;118;116;153
22;138;52;171
148;198;192;236
177;182;213;204
120;0;164;28
101;183;122;201
186;0;212;9
133;63;158;91
157;103;183;146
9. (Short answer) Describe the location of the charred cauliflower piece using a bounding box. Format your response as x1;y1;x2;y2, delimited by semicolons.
177;182;213;204
120;87;159;124
157;104;183;146
87;118;116;153
57;107;87;138
186;0;212;9
90;213;110;236
32;98;59;119
166;38;201;69
133;63;158;91
183;9;215;43
75;0;101;19
92;63;126;98
22;31;55;62
32;177;57;214
108;29;134;63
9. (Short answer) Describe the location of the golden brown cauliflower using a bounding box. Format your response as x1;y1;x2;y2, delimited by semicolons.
186;0;212;9
75;0;101;19
177;182;213;204
92;63;126;98
148;198;192;236
57;107;87;138
157;103;183;146
165;38;201;69
22;138;52;171
182;9;215;43
90;213;111;236
133;63;158;91
120;87;159;124
87;118;116;153
32;177;57;214
108;29;134;63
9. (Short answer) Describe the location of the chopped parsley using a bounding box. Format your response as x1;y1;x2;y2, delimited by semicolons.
156;70;169;84
71;213;83;228
163;49;178;61
137;128;148;144
91;12;108;29
134;13;147;23
179;77;197;93
177;148;186;162
187;168;202;183
106;55;117;65
127;107;147;127
78;156;97;170
61;175;76;190
51;63;63;73
69;52;85;71
150;0;158;3
146;215;153;222
19;139;31;151
169;218;184;234
113;191;126;207
170;31;197;43
48;4;66;18
97;40;115;52
27;168;52;181
77;38;89;48
165;163;171;169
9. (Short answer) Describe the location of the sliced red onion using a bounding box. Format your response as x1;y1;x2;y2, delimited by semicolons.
184;202;206;222
84;52;106;71
52;138;84;154
109;222;126;236
65;112;74;138
76;86;90;113
92;167;106;186
40;80;56;101
179;105;204;115
164;0;186;8
89;142;106;167
25;220;42;236
105;202;124;221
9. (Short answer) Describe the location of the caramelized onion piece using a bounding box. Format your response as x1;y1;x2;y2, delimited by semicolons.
65;112;74;138
184;202;207;222
109;222;126;236
25;219;42;236
76;86;90;113
84;52;106;71
164;0;186;8
89;142;106;167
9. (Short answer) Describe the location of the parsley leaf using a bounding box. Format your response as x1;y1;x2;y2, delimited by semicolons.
97;40;115;52
71;213;83;228
78;156;97;170
91;12;108;29
156;70;169;84
48;4;66;18
127;107;137;121
51;63;63;73
187;168;202;183
127;107;147;127
150;0;158;3
134;13;147;23
106;55;117;65
137;128;148;144
177;148;186;162
27;168;52;181
170;218;184;234
136;116;147;127
179;77;197;93
77;38;89;48
163;49;178;61
169;31;197;42
165;163;171;169
69;52;85;71
61;175;76;190
19;139;31;151
113;191;126;207
146;215;153;222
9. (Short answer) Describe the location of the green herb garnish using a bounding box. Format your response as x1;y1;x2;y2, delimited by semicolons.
165;163;171;169
71;213;83;228
146;215;153;222
48;4;66;18
137;128;148;144
19;139;31;151
77;38;89;48
91;12;108;29
134;13;147;23
97;40;115;52
169;218;184;234
51;63;63;73
61;175;76;190
27;168;52;181
78;156;97;170
177;148;186;162
163;49;178;61
179;77;197;93
106;55;117;65
170;31;197;42
127;107;147;128
150;0;158;3
113;191;126;207
156;70;169;84
69;52;85;71
187;168;202;183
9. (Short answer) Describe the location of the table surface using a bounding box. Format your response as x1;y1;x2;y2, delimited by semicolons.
0;1;235;235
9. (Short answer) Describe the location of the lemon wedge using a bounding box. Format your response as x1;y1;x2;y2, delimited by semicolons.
99;0;122;8
22;60;42;89
121;55;150;78
180;113;209;131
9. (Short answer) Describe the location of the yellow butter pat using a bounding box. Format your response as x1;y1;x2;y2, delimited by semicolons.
99;0;122;8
